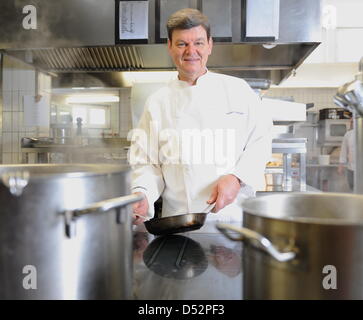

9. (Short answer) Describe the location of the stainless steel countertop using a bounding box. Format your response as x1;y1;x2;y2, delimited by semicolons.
257;183;321;194
132;222;243;300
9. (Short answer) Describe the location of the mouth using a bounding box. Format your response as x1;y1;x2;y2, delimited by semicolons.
183;57;200;62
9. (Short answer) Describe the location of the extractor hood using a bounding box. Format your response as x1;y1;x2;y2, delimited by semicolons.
0;0;321;86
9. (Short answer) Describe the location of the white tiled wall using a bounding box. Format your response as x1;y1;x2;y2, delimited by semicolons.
1;55;51;164
119;88;132;138
264;87;338;112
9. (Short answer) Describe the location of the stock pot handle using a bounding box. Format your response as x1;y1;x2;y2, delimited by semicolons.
216;223;296;262
64;194;143;238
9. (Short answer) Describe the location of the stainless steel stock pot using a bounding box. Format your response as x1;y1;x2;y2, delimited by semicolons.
217;192;363;299
0;164;141;299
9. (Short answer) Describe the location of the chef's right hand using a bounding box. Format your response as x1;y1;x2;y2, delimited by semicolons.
132;192;149;225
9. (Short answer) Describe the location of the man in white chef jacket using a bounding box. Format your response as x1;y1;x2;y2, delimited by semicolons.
129;8;272;223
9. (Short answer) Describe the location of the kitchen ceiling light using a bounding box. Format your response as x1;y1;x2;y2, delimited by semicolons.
66;95;119;104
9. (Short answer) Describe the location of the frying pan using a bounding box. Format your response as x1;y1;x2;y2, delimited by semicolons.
143;203;215;236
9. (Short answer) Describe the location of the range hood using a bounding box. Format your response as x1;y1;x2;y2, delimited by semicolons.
0;0;321;86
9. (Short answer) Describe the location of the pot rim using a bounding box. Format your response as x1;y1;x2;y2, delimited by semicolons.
242;192;363;226
0;163;130;180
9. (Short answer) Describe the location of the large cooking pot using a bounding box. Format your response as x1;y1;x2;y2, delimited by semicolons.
0;164;141;300
217;192;363;299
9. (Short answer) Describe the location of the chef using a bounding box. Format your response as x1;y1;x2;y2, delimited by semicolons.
130;8;272;223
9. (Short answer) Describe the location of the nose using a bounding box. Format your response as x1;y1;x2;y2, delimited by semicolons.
185;43;197;56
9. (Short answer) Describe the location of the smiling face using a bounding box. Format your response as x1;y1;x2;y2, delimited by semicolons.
168;25;213;85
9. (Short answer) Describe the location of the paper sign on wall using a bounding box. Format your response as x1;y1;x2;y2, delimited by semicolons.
119;1;148;40
24;94;50;127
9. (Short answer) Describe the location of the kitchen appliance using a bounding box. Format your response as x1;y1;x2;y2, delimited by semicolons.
271;138;307;191
51;123;74;145
217;192;363;299
0;0;321;85
0;164;141;299
317;119;351;146
319;108;352;120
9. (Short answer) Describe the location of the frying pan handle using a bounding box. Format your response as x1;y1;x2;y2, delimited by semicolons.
64;194;143;238
216;223;296;262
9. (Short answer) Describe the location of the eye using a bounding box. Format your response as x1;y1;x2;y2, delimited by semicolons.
195;41;204;46
176;42;186;48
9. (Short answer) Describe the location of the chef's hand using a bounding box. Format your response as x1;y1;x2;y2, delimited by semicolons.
132;192;149;225
207;174;241;213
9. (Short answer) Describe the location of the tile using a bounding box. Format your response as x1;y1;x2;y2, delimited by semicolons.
12;91;20;111
12;69;21;91
18;112;25;131
12;112;20;132
18;69;28;90
2;132;12;152
12;133;20;152
2;153;12;164
2;112;12;132
25;70;36;91
2;91;12;111
12;152;21;164
2;68;12;91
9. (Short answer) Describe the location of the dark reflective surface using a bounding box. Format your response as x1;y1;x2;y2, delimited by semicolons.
132;222;242;300
143;235;208;279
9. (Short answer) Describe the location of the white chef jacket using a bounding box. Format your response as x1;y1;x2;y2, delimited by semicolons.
339;129;355;171
129;71;272;222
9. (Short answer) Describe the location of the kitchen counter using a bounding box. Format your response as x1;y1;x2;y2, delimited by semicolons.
131;183;323;300
21;146;128;163
132;222;243;300
257;183;321;194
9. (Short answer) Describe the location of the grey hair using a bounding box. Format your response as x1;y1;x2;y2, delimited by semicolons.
167;8;211;41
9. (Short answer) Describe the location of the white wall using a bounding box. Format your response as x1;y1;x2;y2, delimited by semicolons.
1;55;51;164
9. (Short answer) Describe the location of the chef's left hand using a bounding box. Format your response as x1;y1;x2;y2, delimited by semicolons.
207;174;241;213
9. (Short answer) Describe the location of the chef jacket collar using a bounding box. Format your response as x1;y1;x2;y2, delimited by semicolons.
172;69;211;88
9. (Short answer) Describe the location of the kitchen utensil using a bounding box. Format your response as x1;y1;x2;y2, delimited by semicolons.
0;164;141;299
144;203;215;236
217;192;363;299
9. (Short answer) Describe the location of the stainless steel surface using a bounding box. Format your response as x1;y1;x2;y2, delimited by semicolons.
272;138;307;191
237;193;363;299
51;123;74;145
1;170;30;196
0;164;134;299
306;164;351;193
216;223;295;262
334;56;363;194
143;235;208;280
64;193;142;238
0;52;3;163
21;146;128;164
132;225;243;300
317;119;351;146
0;0;321;84
264;171;283;186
